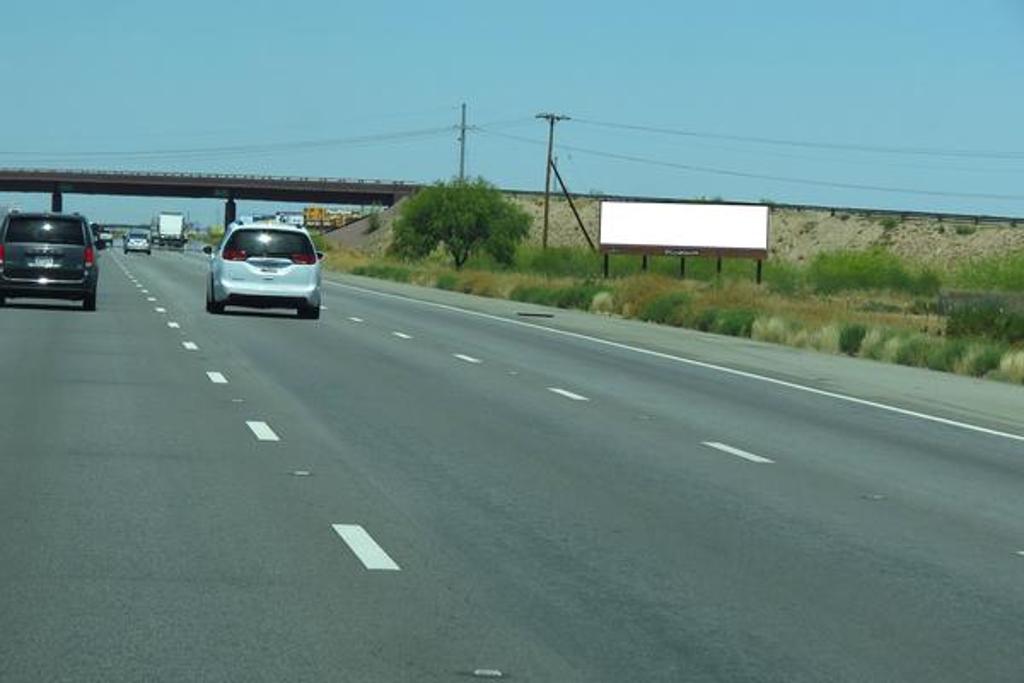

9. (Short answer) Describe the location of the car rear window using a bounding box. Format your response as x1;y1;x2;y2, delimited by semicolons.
129;231;149;238
4;217;85;245
225;229;314;257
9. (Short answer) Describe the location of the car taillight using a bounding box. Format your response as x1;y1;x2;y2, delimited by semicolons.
84;246;95;266
0;243;5;266
223;249;247;261
291;253;316;265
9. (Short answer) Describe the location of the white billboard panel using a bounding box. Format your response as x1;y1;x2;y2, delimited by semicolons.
599;201;769;255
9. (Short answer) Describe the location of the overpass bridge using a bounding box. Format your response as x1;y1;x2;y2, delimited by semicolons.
0;168;420;225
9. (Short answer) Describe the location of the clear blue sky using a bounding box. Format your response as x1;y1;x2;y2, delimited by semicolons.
1;0;1023;223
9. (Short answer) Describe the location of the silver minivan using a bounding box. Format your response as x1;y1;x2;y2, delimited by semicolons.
204;222;323;319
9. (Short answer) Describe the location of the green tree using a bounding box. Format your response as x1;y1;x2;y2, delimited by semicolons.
390;178;531;269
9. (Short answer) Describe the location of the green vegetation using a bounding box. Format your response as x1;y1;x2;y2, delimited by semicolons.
363;211;382;235
953;252;1024;292
947;305;1024;344
838;323;867;355
510;281;610;309
390;178;530;269
351;264;412;282
806;250;940;296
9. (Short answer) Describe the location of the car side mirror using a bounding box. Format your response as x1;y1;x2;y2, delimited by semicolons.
316;251;325;261
202;245;213;255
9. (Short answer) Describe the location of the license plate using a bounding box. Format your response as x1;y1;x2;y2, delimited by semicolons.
260;267;278;274
32;257;54;268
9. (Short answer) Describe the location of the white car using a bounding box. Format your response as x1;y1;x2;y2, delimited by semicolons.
123;229;151;255
204;221;323;319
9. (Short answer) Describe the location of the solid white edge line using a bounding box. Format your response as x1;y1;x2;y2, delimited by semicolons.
453;353;482;364
326;280;1024;444
331;524;401;571
391;331;412;339
246;420;280;442
206;371;228;384
547;387;589;402
702;441;775;464
182;341;198;350
167;322;180;328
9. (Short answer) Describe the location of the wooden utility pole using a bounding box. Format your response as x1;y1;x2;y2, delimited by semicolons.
458;103;467;181
536;112;570;249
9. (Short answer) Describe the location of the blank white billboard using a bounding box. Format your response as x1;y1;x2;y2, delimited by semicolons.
599;201;769;254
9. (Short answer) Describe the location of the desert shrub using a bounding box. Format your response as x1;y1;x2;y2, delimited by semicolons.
639;292;692;325
838;323;867;355
711;309;757;337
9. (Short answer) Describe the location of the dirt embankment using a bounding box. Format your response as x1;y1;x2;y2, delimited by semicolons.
326;192;1024;265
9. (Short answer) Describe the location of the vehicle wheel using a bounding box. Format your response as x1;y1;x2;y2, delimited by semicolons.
83;294;97;311
146;250;151;255
298;304;320;320
206;282;224;314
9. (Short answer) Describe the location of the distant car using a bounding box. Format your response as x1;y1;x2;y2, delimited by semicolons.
123;229;151;255
204;222;323;319
0;212;102;310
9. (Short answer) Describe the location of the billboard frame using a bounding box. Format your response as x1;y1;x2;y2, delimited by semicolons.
598;200;771;282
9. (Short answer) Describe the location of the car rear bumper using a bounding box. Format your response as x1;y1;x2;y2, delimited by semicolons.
0;275;96;300
213;279;320;308
124;245;150;252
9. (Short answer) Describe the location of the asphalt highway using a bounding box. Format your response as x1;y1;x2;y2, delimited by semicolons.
1;247;1022;682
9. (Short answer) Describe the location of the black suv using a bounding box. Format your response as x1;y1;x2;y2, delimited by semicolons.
0;212;102;310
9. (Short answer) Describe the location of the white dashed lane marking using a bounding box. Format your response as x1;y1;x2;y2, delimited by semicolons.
182;341;199;351
246;421;280;442
547;387;590;402
206;371;228;384
331;524;401;571
702;441;775;464
167;322;180;329
155;307;166;313
453;354;482;364
392;331;412;339
348;316;364;323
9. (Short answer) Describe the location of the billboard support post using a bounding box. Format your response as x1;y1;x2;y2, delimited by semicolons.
679;257;686;279
716;256;723;278
603;253;609;279
641;254;648;272
756;259;763;285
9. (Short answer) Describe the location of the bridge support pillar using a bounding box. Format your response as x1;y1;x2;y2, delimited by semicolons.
224;198;236;227
51;191;63;213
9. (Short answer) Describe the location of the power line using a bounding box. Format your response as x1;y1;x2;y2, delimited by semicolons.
477;127;1024;202
573;117;1024;161
0;125;457;162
